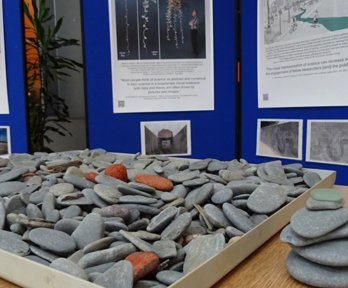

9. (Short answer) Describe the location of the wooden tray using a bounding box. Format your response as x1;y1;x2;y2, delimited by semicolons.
0;168;336;288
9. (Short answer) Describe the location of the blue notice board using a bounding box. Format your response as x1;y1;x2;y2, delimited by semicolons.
82;0;237;161
0;0;28;153
241;0;348;185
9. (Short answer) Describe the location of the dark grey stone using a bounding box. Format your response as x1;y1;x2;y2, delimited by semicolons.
185;183;213;210
204;204;231;228
134;280;163;288
185;221;207;235
94;260;133;288
226;182;258;196
30;245;59;262
85;262;115;274
211;188;233;204
104;219;128;232
189;159;211;171
119;230;159;254
223;203;255;232
54;218;80;235
128;218;150;232
303;172;321;188
128;230;160;241
117;184;153;198
161;212;192;241
5;195;26;215
83;237;116;254
121;204;160;215
225;226;244;238
156;270;184;285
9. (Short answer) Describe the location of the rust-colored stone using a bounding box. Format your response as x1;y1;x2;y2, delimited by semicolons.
125;251;160;282
104;164;128;182
134;175;173;191
84;172;98;183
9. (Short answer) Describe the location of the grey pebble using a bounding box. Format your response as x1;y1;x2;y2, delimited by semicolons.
182;177;209;187
54;218;80;235
119;230;159;254
49;183;74;197
94;184;122;204
128;182;156;194
219;170;245;182
0;167;29;183
83;237;116;254
29;187;49;204
83;188;109;208
189;159;211;171
119;195;157;205
223;203;255;232
104;219;128;232
226;182;258;196
0;228;30;256
50;258;88;280
128;230;160;241
171;185;188;198
185;183;213;210
128;218;150;231
147;207;178;233
225;226;244;238
85;262;115;274
306;197;343;210
211;188;233;204
134;280;163;288
156;270;184;285
5;195;26;215
63;174;95;189
160;192;177;202
0;201;5;229
168;171;200;183
161;212;192;241
30;245;59;262
24;255;50;266
10;223;26;235
153;240;177;259
303;172;321;188
96;205;130;220
249;214;268;225
0;181;26;197
61;205;81;219
204;204;231;228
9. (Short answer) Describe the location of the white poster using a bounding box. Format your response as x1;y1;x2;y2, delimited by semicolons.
0;0;9;114
108;0;214;113
258;0;348;108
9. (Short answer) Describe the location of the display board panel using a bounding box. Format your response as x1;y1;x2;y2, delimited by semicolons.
0;0;9;114
242;0;348;185
82;0;236;160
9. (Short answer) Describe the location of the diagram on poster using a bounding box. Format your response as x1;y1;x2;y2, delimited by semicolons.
258;0;348;108
109;0;214;113
0;0;9;114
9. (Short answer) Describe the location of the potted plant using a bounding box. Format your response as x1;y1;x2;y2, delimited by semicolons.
23;0;83;152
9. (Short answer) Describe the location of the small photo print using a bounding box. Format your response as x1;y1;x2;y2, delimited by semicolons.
306;120;348;166
0;126;10;156
141;120;191;156
257;119;302;160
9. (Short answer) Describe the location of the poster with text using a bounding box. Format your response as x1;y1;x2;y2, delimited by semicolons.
0;0;9;114
258;0;348;108
109;0;214;113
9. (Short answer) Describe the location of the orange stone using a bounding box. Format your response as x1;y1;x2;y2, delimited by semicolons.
104;163;128;182
85;172;98;183
125;252;160;282
134;174;173;191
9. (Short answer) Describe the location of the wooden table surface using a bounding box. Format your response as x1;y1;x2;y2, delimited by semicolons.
1;186;347;288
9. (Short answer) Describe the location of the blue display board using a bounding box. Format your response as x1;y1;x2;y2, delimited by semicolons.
241;0;348;184
82;0;237;160
0;0;28;153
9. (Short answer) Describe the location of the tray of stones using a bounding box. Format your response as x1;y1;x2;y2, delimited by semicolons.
0;151;336;288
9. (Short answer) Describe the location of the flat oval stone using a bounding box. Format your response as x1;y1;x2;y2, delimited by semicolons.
49;183;75;197
128;218;150;232
29;187;49;204
119;195;157;205
85;262;115;274
147;207;178;233
207;161;228;173
303;172;321;188
188;159;211;171
202;172;227;184
247;183;287;214
50;258;88;280
226;182;258;196
225;226;244;238
219;170;245;182
54;218;80;235
291;208;348;238
29;228;76;255
94;260;133;288
0;181;26;197
128;182;156;194
204;204;231;228
287;251;348;288
182;177;209;187
223;203;255;232
5;195;26;215
94;184;122;204
30;245;59;262
168;171;200;183
311;188;343;202
161;212;192;241
156;270;183;285
160;192;177;203
61;205;82;219
0;167;29;183
185;183;214;210
83;237;116;254
211;188;233;204
71;212;105;249
63;174;95;189
171;184;188;198
97;205;130;220
306;197;343;210
0;230;30;256
153;240;177;259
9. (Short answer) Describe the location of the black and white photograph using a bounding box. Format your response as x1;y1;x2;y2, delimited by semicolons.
257;119;303;160
0;126;10;156
141;120;191;156
306;120;348;165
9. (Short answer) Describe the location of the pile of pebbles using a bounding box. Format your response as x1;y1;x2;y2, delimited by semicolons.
0;149;322;288
281;188;348;288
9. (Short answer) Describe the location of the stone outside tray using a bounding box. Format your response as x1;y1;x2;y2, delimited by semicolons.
0;168;336;288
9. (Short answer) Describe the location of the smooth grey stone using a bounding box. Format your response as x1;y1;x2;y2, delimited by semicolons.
183;233;225;274
127;209;141;224
83;188;109;208
128;230;160;241
153;240;177;259
202;172;227;184
226;182;258;196
0;230;30;256
94;154;116;163
67;249;84;263
30;245;59;262
110;241;129;248
26;175;42;186
61;205;82;219
10;223;26;235
223;203;255;232
185;183;214;210
259;161;292;185
94;260;133;288
207;161;228;173
225;226;244;238
0;167;29;183
108;231;127;242
119;230;159;254
291;208;348;238
118;184;153;198
250;214;268;225
204;204;231;228
212;183;226;193
49;183;74;197
168;171;199;183
119;195;157;205
85;262;115;274
293;239;348;267
72;212;105;249
135;280;163;288
160;192;177;202
190;208;199;219
50;258;88;280
189;159;211;171
105;220;128;232
128;182;156;194
63;174;95;189
150;199;165;208
287;251;348;288
211;188;233;204
185;221;207;235
284;163;303;170
286;172;299;178
168;248;186;266
182;177;209;187
83;237;116;254
285;186;307;197
96;205;130;220
156;270;183;285
171;185;188;198
147;207;178;233
153;165;164;174
29;228;76;255
247;183;287;214
280;222;348;247
64;166;84;177
56;192;94;206
42;177;58;187
303;172;321;188
41;191;56;219
121;204;160;215
288;176;304;185
54;218;80;235
161;212;192;241
5;195;26;215
78;243;136;268
29;187;49;204
0;181;26;197
168;261;184;272
306;197;344;210
94;184;122;204
25;255;50;266
231;199;248;210
219;170;245;182
232;194;250;200
20;185;40;196
0;201;5;229
95;174;125;189
128;218;150;231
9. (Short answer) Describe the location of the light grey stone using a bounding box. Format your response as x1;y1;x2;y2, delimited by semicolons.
171;185;188;198
182;177;209;187
94;184;122;204
128;182;156;194
94;260;133;288
249;214;268;225
189;159;211;171
161;212;192;241
29;187;49;204
168;171;200;183
128;230;160;241
63;174;95;189
85;262;115;274
49;183;74;197
5;195;26;215
156;270;184;285
56;192;94;206
306;197;344;210
119;230;159;254
30;245;59;262
119;195;157;205
219;170;244;182
185;183;213;210
147;207;178;233
153;240;177;259
0;181;26;197
160;192;177;202
303;172;321;188
54;218;80;235
83;237;116;254
50;258;88;280
223;203;255;232
61;205;82;219
0;167;29;183
225;226;244;238
226;182;258;196
204;204;231;228
211;188;233;204
0;230;30;256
